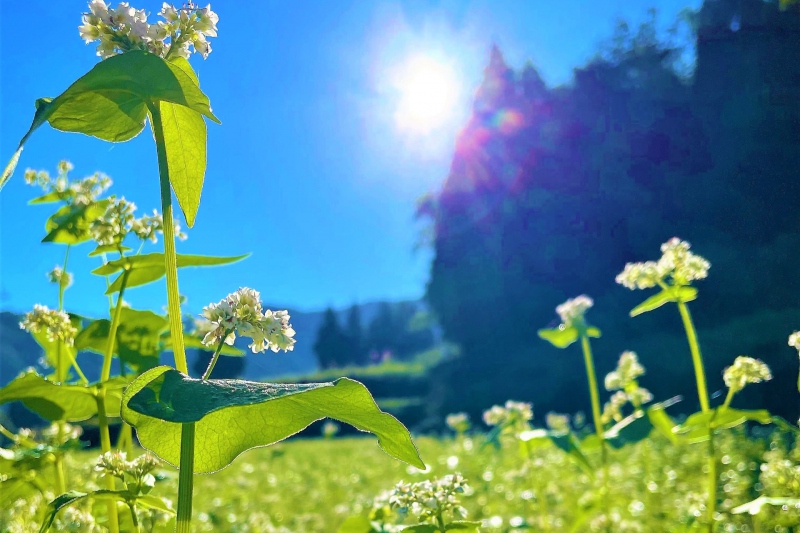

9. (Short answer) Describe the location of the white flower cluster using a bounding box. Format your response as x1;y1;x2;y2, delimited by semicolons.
545;412;571;432
445;412;470;434
79;1;218;60
555;295;593;327
482;400;533;427
47;266;74;290
91;196;186;247
789;331;800;353
24;162;112;207
200;288;296;354
723;356;772;394
95;451;160;480
616;237;710;290
40;422;83;446
19;304;77;346
605;351;645;390
390;473;470;521
601;386;653;425
54;507;102;533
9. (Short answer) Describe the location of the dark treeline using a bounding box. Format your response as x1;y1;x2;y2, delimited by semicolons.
313;302;436;369
421;0;800;427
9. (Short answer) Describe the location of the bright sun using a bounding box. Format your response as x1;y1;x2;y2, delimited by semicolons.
393;55;460;134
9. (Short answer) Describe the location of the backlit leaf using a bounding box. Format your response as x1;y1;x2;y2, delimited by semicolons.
122;366;425;473
537;326;579;349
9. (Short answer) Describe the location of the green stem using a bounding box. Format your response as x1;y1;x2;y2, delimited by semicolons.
435;514;447;533
0;424;16;441
202;335;230;380
676;301;710;413
707;427;717;533
150;102;194;533
53;245;72;495
580;334;609;527
102;269;130;383
129;502;141;532
722;387;735;411
176;423;196;533
150;103;188;375
97;391;120;533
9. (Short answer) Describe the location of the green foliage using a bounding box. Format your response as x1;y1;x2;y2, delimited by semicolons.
121;366;424;473
1;51;219;225
676;408;773;443
92;252;248;294
0;371;129;421
629;286;698;317
42;200;110;245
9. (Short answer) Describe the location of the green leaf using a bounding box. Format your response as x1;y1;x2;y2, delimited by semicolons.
584;326;602;338
29;191;64;204
94;253;249;293
3;51;219;216
520;429;594;476
604;411;653;448
39;490;127;533
446;521;483;531
74;319;111;354
731;496;800;515
122;366;424;474
646;405;680;445
630;286;698;317
537;326;579;349
116;309;170;373
677;408;773;443
89;244;131;257
42;200;109;245
337;516;375;533
134;494;175;513
0;146;22;191
0;371;129;421
401;525;439;533
158;100;207;226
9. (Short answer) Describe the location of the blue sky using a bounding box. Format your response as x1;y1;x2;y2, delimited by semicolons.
0;0;700;318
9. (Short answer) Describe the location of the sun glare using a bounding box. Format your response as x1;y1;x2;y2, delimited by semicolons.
393;55;460;134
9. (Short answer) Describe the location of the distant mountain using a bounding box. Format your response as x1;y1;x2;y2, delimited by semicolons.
0;300;423;387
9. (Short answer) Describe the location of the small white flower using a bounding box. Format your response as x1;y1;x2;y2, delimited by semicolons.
160;2;179;22
196;5;219;37
89;0;112;23
46;266;74;290
20;305;77;347
601;391;629;424
545;412;571;432
617;238;710;290
555;295;593;327
723;356;772;394
789;331;800;351
605;351;645;391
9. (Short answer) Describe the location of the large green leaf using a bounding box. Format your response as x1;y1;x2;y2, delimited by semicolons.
446;522;482;531
630;286;698;317
93;252;248;294
1;51;220;223
537;326;579;349
122;366;425;474
646;404;680;445
0;372;129;421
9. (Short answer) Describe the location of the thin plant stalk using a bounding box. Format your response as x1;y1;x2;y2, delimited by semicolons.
53;244;71;496
675;300;715;533
149;102;193;533
580;334;609;526
201;333;231;380
95;268;130;533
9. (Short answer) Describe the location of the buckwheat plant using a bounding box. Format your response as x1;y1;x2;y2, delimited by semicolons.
39;451;174;532
445;412;471;437
538;295;609;523
483;401;534;437
790;331;800;392
602;352;653;423
1;4;425;532
389;474;479;532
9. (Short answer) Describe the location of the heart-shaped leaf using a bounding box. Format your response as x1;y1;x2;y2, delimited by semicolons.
92;252;248;294
1;51;220;224
538;326;579;349
0;372;130;421
122;366;424;474
630;286;698;317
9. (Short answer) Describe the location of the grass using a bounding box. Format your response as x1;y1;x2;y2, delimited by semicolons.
3;426;798;532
